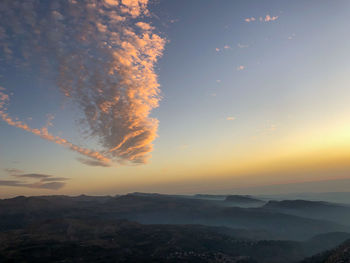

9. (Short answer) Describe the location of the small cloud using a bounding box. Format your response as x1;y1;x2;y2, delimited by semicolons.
224;45;231;49
215;48;220;52
77;157;112;167
237;43;249;48
216;79;221;83
247;15;278;23
135;22;154;31
244;17;256;23
237;65;245;71
210;93;217;97
226;116;236;121
264;14;278;22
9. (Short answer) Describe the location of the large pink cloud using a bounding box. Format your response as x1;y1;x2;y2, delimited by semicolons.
0;0;165;166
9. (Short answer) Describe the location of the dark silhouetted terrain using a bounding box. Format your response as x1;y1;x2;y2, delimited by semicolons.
301;239;350;263
0;193;350;262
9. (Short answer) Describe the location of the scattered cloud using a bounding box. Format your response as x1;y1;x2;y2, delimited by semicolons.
215;48;220;52
226;116;236;121
224;45;231;49
263;14;278;22
245;17;256;23
0;0;165;166
216;80;221;83
237;65;246;71
245;14;278;23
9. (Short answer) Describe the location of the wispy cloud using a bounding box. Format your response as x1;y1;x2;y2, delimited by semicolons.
288;33;296;40
32;182;66;190
4;168;24;175
226;116;236;121
0;0;165;166
1;169;69;190
237;43;249;49
40;177;69;182
0;179;66;190
76;157;111;167
216;45;231;52
0;94;110;165
13;173;51;179
237;65;246;71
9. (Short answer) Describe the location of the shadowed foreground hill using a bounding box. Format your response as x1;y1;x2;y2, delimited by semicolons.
0;194;350;262
0;218;349;263
301;239;350;263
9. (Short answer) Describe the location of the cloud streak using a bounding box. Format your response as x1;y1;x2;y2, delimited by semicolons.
0;170;69;190
0;0;166;166
0;92;110;165
0;180;65;190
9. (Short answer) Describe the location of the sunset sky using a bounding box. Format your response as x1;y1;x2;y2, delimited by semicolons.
1;0;350;197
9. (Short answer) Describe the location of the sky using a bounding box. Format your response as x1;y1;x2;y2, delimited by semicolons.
1;0;350;198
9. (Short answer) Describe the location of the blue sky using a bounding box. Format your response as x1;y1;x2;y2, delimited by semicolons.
1;0;350;197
